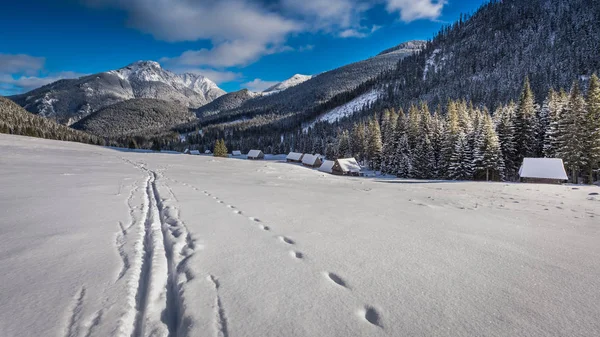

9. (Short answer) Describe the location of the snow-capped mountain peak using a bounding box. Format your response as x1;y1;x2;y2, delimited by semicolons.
11;60;226;124
263;74;313;93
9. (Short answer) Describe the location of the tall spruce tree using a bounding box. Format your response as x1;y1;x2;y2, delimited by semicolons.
366;116;383;170
448;131;474;180
514;77;539;165
558;83;587;182
477;113;505;181
584;74;600;182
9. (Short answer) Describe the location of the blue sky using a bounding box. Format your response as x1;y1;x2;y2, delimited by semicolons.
0;0;487;95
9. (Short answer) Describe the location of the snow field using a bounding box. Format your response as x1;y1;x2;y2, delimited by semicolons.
1;134;599;337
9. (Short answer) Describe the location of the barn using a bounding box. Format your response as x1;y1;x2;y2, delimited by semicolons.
232;150;242;156
519;158;568;184
190;150;200;155
247;150;265;160
332;158;361;176
286;152;304;163
302;154;323;168
318;160;335;173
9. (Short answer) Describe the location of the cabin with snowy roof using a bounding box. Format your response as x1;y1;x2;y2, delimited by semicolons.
302;154;322;168
204;150;212;155
247;150;264;160
318;160;335;173
519;158;568;184
286;152;304;163
190;150;200;155
332;158;361;176
232;150;242;156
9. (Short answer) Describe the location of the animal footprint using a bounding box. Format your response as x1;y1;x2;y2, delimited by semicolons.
233;210;242;215
325;272;347;288
279;236;294;245
290;251;303;259
249;217;261;222
359;306;383;328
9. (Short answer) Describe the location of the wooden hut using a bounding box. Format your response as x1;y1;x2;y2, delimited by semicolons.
232;150;242;156
332;158;361;176
247;150;265;160
302;154;322;168
204;150;212;155
286;152;304;163
318;160;335;173
519;158;568;184
190;150;200;155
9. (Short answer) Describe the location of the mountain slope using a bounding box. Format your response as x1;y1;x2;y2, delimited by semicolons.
263;74;313;93
9;61;225;125
196;40;425;126
0;96;102;144
195;89;262;119
381;0;600;108
72;98;196;138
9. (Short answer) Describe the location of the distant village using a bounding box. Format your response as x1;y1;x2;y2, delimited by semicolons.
183;148;570;184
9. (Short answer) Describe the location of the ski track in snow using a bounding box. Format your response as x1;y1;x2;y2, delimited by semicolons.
177;181;385;330
208;275;229;337
110;160;198;337
63;286;86;337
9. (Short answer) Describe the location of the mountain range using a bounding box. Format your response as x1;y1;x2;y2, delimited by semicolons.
9;61;225;125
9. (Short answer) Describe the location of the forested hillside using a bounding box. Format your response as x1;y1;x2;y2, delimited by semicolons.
0;96;103;145
178;0;600;183
382;0;600;108
72;98;195;138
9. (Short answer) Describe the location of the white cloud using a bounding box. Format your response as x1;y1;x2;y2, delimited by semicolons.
0;54;45;75
339;29;368;38
85;0;302;70
385;0;447;22
0;71;86;94
161;41;294;69
173;68;242;84
243;78;280;92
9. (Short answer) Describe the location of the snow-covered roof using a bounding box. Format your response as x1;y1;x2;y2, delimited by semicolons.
232;150;242;156
287;152;303;161
519;158;568;180
248;150;263;157
204;150;211;154
319;160;335;173
190;150;200;155
302;154;320;165
336;158;361;173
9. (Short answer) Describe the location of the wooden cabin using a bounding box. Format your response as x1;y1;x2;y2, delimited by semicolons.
519;158;568;184
302;154;322;168
232;150;242;156
286;152;304;163
204;150;212;155
247;150;265;160
332;158;361;176
190;150;200;155
318;160;335;173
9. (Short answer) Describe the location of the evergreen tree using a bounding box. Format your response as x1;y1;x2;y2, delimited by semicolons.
477;113;505;181
514;77;539;164
558;83;587;182
584;74;600;182
412;105;434;178
495;103;517;179
431;107;446;178
395;135;412;178
214;139;228;157
366;116;383;170
448;131;474;180
337;130;351;158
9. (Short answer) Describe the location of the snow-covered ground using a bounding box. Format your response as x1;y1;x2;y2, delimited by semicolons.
304;90;382;131
1;134;599;337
